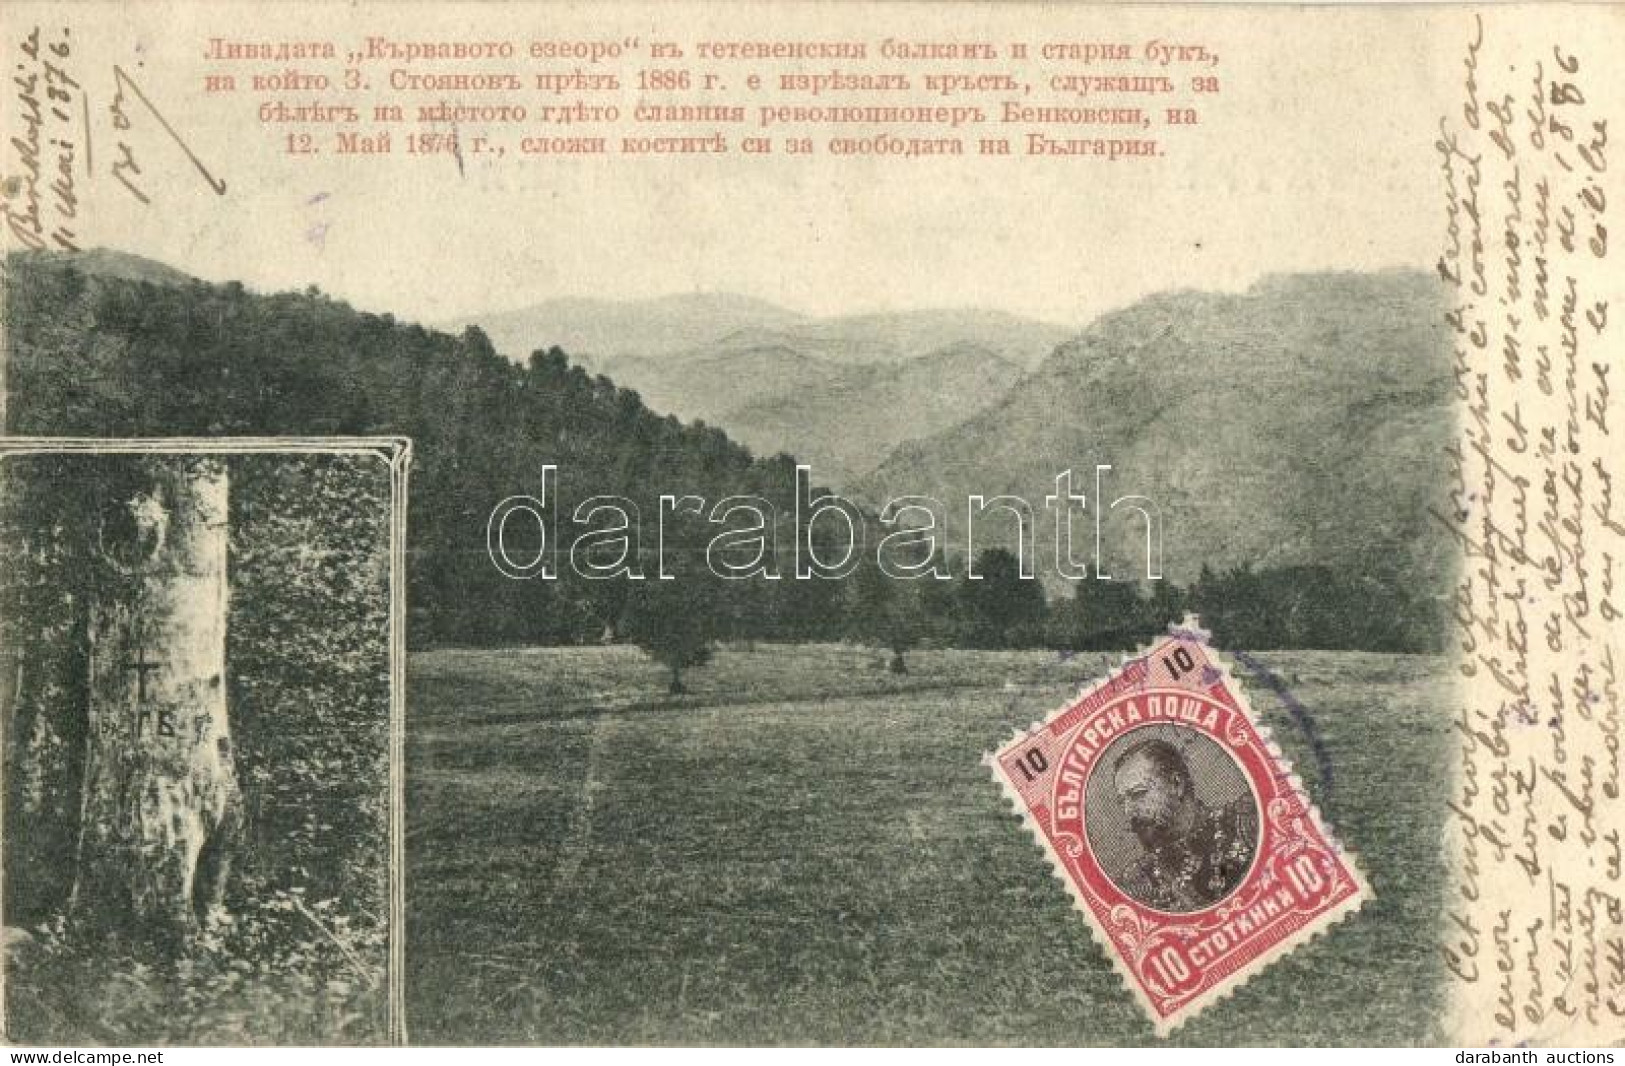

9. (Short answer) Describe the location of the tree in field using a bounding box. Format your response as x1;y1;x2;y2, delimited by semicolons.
958;547;1047;648
623;559;722;695
1059;577;1149;651
1143;578;1187;635
850;562;927;674
917;552;962;645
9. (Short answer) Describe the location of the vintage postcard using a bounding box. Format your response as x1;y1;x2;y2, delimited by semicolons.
0;0;1621;1048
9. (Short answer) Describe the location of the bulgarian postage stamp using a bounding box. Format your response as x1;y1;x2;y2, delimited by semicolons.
988;619;1370;1035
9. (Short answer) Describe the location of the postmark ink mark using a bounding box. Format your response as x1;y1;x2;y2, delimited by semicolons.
1227;647;1338;818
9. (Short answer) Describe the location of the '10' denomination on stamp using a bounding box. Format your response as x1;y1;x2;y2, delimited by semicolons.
988;618;1370;1035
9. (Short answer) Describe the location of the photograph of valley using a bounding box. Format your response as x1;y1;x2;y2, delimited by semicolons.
2;247;1455;1044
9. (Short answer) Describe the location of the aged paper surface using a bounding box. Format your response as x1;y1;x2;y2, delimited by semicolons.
0;0;1621;1047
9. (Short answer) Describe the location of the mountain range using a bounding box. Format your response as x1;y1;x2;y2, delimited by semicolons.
459;293;804;362
28;251;1454;604
445;296;1073;483
451;297;1071;371
855;270;1455;589
456;276;1454;596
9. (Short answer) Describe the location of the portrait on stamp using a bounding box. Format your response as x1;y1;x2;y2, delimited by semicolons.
1087;727;1259;914
990;624;1369;1034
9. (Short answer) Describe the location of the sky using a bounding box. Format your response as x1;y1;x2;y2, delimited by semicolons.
2;2;1495;328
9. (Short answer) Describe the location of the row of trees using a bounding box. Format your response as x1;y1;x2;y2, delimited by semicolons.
625;549;1442;692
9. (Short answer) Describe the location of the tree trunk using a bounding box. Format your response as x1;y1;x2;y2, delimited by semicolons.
68;459;242;949
668;663;686;695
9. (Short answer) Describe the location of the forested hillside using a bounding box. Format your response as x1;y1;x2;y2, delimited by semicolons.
3;254;820;647
610;342;1024;484
859;271;1458;651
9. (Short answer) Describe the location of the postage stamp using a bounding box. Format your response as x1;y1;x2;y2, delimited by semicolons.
987;617;1370;1036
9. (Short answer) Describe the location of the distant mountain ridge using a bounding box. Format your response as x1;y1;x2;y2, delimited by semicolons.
22;254;1452;614
691;308;1073;370
719;343;1025;485
447;297;1072;372
445;295;1072;486
856;270;1456;596
462;293;806;363
593;343;847;426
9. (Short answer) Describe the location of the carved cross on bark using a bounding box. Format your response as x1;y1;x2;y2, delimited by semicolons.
121;648;161;706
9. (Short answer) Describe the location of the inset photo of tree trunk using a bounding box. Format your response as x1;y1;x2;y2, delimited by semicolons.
0;448;397;1045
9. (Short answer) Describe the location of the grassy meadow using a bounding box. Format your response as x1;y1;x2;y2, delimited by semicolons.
405;643;1454;1045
